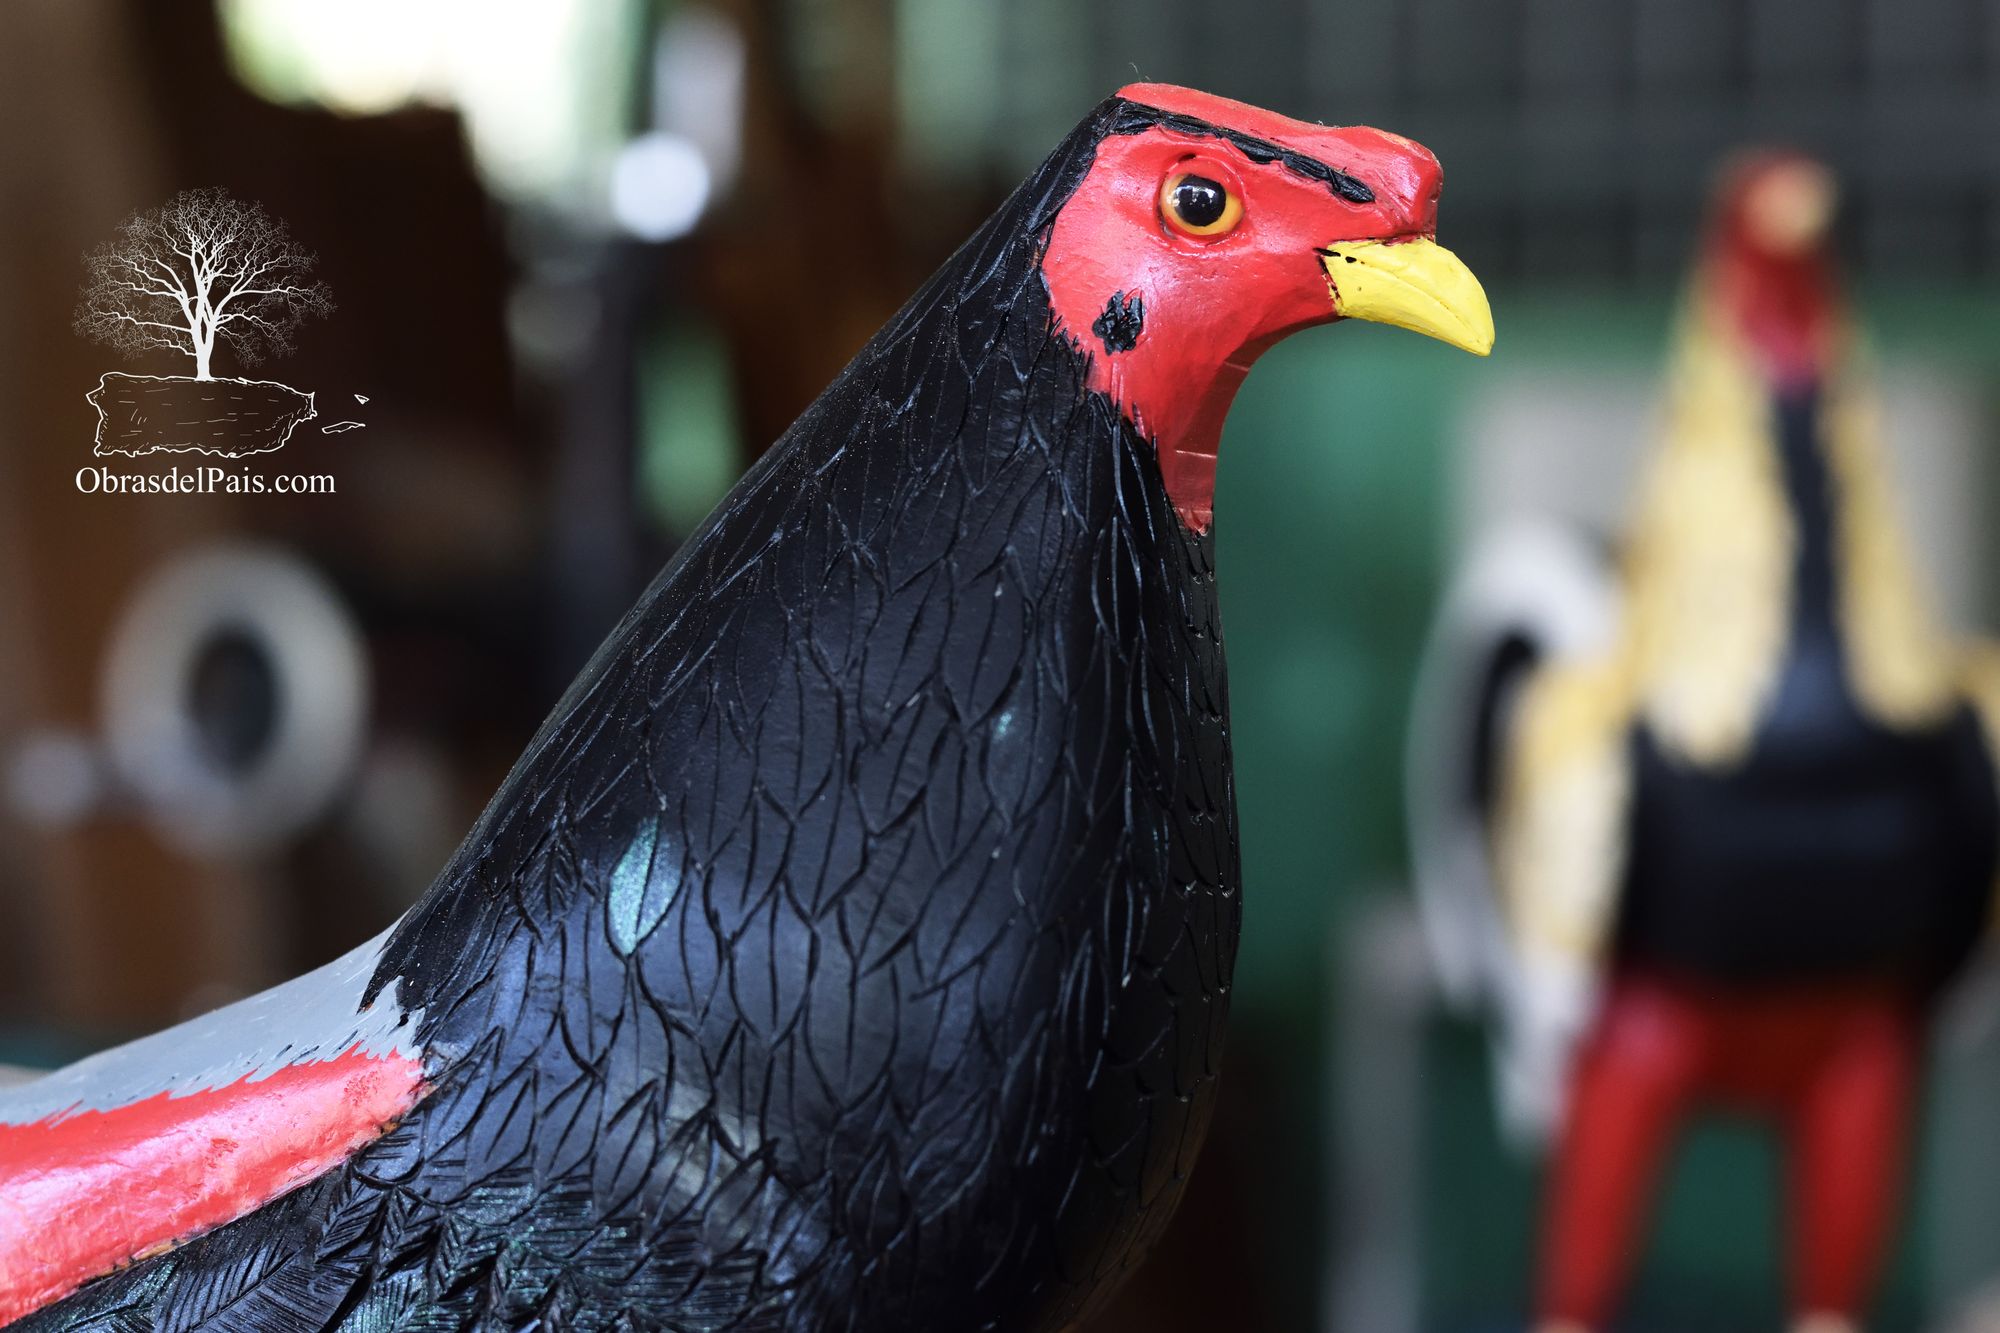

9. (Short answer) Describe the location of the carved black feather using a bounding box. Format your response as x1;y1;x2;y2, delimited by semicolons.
26;95;1239;1332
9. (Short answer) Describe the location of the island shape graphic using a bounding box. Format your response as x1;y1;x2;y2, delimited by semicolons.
86;373;317;459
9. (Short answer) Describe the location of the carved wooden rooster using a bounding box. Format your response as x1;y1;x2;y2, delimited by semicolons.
1417;152;1997;1333
0;86;1490;1331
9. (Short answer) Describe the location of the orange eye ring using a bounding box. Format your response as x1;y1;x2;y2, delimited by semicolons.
1160;172;1243;238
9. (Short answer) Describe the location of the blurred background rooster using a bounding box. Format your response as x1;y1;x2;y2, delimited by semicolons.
1414;155;2000;1333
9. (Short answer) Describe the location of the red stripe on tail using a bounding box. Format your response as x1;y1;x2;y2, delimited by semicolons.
0;1044;424;1324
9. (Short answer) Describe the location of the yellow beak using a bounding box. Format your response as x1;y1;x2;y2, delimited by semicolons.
1320;237;1495;356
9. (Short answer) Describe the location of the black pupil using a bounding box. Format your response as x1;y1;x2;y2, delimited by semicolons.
1173;176;1227;227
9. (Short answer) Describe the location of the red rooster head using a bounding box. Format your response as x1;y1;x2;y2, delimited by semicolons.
1044;83;1494;530
1703;149;1842;387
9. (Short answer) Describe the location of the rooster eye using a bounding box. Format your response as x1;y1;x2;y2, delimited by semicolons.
1161;173;1243;238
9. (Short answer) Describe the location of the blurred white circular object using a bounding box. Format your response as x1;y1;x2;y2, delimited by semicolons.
100;544;368;857
610;131;712;242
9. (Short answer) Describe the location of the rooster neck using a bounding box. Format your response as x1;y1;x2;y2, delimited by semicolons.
1770;382;1839;643
342;98;1240;1328
1743;380;1872;757
1713;248;1837;390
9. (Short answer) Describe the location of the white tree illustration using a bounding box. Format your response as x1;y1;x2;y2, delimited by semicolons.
74;188;333;381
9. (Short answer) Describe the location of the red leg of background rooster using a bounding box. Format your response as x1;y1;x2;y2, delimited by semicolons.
1785;1001;1917;1323
1535;979;1706;1328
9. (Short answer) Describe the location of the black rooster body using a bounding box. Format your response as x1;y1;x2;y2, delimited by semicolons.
3;87;1492;1331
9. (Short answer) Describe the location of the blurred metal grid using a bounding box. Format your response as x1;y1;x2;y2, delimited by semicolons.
941;0;2000;282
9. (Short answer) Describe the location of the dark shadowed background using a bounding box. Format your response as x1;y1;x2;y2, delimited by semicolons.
8;2;2000;1329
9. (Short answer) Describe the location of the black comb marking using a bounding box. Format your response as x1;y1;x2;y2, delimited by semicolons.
1110;101;1377;205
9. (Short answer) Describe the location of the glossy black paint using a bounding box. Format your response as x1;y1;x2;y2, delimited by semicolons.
28;96;1241;1332
1091;291;1144;355
1167;178;1228;229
